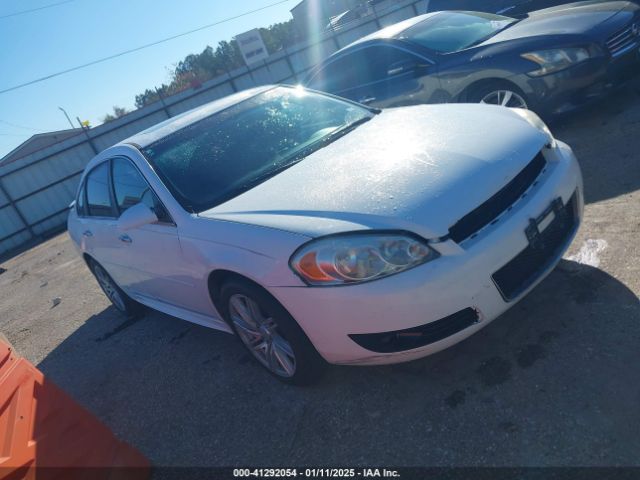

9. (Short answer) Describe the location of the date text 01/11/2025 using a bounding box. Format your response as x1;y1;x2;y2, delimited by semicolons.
233;468;401;478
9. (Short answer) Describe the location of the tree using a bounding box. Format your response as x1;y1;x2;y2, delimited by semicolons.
260;20;299;53
131;20;298;109
135;89;161;109
102;105;129;123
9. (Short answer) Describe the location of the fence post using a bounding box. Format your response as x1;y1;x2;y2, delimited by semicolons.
284;47;299;84
155;87;172;119
262;58;274;83
76;118;99;155
0;178;35;240
372;4;382;29
246;65;258;87
220;58;239;92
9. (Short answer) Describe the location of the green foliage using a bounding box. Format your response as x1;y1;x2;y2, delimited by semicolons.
132;20;298;110
259;19;300;54
102;105;129;123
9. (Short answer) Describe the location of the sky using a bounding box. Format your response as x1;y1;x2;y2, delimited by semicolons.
0;0;297;157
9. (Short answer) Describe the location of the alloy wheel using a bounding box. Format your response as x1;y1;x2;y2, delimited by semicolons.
94;265;126;312
229;293;296;378
480;90;528;109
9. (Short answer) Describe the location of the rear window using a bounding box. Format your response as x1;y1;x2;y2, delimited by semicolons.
400;12;515;53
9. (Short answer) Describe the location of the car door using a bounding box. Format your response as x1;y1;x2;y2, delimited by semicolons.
306;51;373;103
307;44;440;108
77;161;121;275
361;45;438;108
108;156;200;312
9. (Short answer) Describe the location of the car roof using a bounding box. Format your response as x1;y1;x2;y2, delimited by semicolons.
121;85;275;149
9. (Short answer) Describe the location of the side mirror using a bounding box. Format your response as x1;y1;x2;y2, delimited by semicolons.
117;203;158;231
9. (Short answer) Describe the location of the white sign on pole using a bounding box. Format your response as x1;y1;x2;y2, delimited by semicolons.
235;29;270;66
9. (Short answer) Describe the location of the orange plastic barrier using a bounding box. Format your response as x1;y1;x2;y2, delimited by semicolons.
0;337;150;480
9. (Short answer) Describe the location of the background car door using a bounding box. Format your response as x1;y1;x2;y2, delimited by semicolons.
109;157;200;312
307;45;440;108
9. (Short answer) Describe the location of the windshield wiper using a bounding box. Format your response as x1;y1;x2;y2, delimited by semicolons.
321;116;374;145
196;116;375;212
271;115;375;169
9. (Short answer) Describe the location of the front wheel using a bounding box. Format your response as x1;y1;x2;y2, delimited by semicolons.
469;82;529;109
219;279;326;385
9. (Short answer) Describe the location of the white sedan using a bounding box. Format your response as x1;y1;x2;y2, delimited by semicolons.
68;85;583;384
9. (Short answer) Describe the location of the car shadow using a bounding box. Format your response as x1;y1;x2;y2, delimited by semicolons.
37;259;640;466
550;76;640;205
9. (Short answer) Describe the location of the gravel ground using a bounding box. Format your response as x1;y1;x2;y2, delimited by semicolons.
1;79;639;468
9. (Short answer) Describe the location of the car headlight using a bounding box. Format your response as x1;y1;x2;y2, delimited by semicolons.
511;108;556;148
522;48;591;76
290;232;439;286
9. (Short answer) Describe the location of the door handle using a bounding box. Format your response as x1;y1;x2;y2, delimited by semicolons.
358;96;376;105
119;234;132;244
82;230;93;237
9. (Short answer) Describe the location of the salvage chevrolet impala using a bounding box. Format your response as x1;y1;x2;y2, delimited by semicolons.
68;85;583;384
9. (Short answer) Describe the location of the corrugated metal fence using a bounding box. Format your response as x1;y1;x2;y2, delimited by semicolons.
0;0;429;258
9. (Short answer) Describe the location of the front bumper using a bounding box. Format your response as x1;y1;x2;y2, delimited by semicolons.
516;46;640;117
269;142;583;365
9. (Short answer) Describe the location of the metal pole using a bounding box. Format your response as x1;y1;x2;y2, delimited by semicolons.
76;116;98;155
155;87;172;118
0;178;35;239
283;47;299;84
372;3;382;29
58;107;75;129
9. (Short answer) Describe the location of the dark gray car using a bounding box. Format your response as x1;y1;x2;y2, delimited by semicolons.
304;1;640;117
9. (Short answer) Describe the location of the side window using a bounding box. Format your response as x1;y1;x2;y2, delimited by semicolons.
86;162;115;217
308;46;423;96
307;53;371;94
76;180;86;216
364;46;424;82
111;157;171;223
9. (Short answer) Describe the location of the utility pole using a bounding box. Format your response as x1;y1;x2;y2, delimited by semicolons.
58;107;75;129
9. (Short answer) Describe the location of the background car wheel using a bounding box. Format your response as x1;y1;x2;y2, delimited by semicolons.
89;259;142;318
469;82;529;109
219;279;326;385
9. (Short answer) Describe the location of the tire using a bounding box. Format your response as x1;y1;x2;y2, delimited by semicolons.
219;279;326;385
468;81;530;110
89;259;142;318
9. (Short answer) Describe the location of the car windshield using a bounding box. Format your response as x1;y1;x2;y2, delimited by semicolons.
141;87;374;213
400;12;516;53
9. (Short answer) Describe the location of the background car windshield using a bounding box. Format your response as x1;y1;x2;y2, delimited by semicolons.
400;12;515;53
142;88;372;213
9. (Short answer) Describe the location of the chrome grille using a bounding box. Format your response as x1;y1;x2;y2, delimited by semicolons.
606;23;640;58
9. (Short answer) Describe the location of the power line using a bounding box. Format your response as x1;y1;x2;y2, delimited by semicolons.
0;0;75;20
0;0;293;96
0;119;42;132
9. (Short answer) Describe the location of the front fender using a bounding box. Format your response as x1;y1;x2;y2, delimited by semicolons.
180;216;311;288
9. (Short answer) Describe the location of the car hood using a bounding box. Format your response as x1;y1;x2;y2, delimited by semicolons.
199;104;548;240
482;1;635;44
